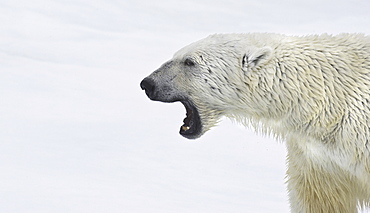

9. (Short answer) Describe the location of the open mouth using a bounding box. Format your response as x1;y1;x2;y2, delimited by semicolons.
179;100;202;139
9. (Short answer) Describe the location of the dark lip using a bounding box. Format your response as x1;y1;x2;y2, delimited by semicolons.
179;100;202;139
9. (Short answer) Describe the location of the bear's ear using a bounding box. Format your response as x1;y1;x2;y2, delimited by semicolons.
242;47;272;69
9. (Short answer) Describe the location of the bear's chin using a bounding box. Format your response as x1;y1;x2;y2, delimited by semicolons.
179;100;202;139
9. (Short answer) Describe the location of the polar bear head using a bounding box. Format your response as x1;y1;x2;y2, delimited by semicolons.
140;34;274;139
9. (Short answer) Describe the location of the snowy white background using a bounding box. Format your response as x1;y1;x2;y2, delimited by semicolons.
0;0;369;212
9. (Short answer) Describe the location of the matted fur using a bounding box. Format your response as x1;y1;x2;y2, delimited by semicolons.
142;33;370;212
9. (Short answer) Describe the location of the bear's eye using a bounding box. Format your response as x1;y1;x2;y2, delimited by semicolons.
184;58;195;66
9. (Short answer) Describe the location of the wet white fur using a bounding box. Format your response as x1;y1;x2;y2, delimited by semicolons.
173;33;370;212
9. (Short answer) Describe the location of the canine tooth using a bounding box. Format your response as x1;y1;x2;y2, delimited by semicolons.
182;126;190;131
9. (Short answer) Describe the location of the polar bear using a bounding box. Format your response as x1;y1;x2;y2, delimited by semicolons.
140;33;370;212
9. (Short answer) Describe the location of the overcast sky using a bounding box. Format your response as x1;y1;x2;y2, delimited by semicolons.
0;0;369;212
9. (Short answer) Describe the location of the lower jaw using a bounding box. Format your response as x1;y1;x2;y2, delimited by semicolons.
179;125;202;139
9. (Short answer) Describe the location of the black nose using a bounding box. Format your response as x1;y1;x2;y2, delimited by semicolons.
140;78;156;99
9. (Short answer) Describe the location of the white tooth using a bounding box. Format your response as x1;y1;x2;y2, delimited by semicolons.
182;126;190;131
